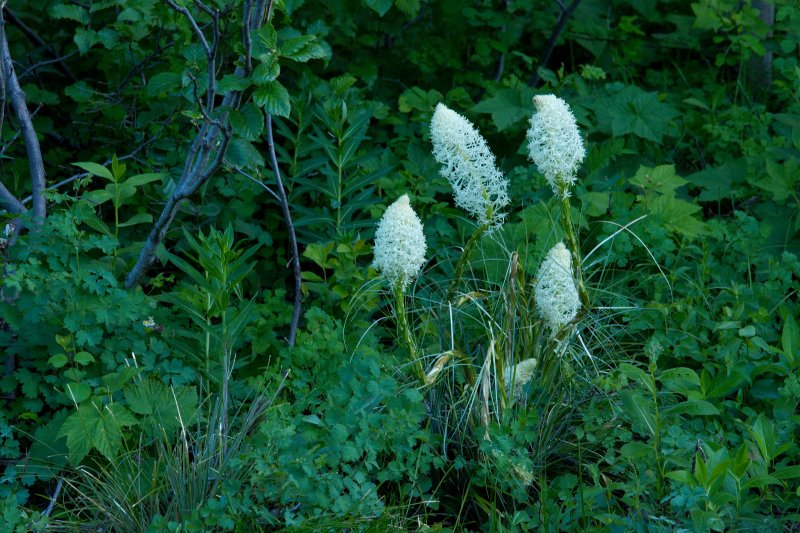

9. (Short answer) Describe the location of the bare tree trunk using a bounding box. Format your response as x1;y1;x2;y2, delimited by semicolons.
0;3;45;223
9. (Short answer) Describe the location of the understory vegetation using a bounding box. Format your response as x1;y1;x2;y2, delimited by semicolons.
1;0;799;531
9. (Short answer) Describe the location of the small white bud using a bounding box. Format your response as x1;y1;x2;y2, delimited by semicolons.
373;194;427;291
430;103;509;227
535;242;580;331
527;95;585;197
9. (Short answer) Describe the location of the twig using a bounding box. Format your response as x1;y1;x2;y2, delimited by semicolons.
0;5;45;222
5;8;76;81
266;114;302;345
42;478;63;517
529;0;582;88
233;167;280;202
18;51;77;80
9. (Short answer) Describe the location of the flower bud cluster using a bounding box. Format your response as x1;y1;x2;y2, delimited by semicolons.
372;194;427;291
535;242;580;331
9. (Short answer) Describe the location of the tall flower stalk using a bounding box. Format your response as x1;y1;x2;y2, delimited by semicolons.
430;103;509;300
373;194;427;382
527;95;590;311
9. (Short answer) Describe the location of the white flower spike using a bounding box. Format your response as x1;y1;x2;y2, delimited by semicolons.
527;95;585;197
535;242;580;331
430;103;509;227
504;357;538;400
373;194;427;291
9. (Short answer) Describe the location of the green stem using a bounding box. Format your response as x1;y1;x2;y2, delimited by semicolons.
560;194;590;310
394;283;424;383
447;223;489;302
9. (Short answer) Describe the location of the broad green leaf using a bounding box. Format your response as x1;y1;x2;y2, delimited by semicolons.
146;72;182;97
50;4;90;24
279;35;328;63
74;162;114;181
48;354;69;369
217;73;252;93
64;382;91;404
596;85;679;143
124;173;164;187
471;86;538;131
619;363;655;395
124;379;197;436
74;29;100;55
73;352;95;366
686;160;746;202
230;103;264;141
252;55;281;85
620;441;652;459
64;81;94;103
364;0;393;16
224;138;265;169
661;399;719;417
253;81;291;117
648;195;706;239
619;389;656;438
84;189;113;205
395;0;421;16
629;165;687;195
117;213;153;228
754;158;800;202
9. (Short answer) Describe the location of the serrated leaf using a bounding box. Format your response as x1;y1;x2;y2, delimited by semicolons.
50;4;90;24
124;379;197;436
230;104;264;141
74;29;100;55
279;35;328;63
686;160;747;202
648;195;706;239
147;72;182;97
252;56;281;85
224;138;265;169
630;165;687;194
217;73;251;93
755;158;800;202
596;86;679;143
65;382;91;404
253;81;291;117
471;87;538;131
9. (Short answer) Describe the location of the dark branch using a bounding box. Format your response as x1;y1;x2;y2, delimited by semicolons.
1;5;46;222
529;0;582;88
5;8;76;82
266;114;302;346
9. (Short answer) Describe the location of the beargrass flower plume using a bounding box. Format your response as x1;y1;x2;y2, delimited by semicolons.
504;357;538;400
535;242;580;331
430;103;509;227
373;194;427;292
527;95;585;198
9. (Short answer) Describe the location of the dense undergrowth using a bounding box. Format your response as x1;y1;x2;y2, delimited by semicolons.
1;0;799;531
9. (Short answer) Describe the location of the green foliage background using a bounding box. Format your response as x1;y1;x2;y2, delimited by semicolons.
0;0;799;530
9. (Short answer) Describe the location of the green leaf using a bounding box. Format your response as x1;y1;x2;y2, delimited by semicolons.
596;86;679;143
50;4;90;24
253;81;291;117
648;195;706;239
755;158;800;202
73;352;95;366
48;354;69;369
64;382;91;404
64;81;95;103
84;189;113;205
124;379;197;436
224;138;265;169
117;213;153;228
364;0;393;16
395;0;421;16
217;73;252;93
661;399;720;417
147;72;182;97
620;441;652;459
471;87;537;131
782;315;799;367
619;390;656;438
74;29;100;55
686;160;746;202
630;165;687;195
74;162;114;181
124;173;164;188
252;55;281;85
619;363;655;395
279;35;328;63
230;103;264;141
